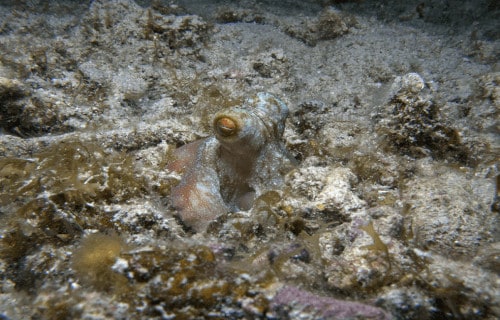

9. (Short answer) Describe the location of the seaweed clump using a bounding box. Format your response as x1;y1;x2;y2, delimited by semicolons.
71;233;128;292
283;6;356;46
378;73;471;164
0;76;70;137
134;244;263;318
0;140;149;288
142;6;211;53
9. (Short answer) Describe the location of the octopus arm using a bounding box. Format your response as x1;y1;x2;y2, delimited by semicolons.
166;139;206;174
171;139;229;232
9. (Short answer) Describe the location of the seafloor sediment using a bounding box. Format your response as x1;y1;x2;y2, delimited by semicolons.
0;0;498;319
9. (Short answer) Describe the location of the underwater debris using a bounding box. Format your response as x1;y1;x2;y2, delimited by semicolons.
168;92;297;232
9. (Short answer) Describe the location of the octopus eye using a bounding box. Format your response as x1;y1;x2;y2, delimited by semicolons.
215;117;238;137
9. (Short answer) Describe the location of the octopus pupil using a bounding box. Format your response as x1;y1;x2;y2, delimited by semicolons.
216;117;237;137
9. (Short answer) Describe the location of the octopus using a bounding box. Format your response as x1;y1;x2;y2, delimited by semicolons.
167;92;297;232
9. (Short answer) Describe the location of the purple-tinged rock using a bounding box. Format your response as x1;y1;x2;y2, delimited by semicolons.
270;285;391;320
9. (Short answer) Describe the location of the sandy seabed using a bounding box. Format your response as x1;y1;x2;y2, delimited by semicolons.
0;0;498;319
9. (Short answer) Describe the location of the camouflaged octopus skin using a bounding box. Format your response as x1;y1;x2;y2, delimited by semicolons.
168;92;297;232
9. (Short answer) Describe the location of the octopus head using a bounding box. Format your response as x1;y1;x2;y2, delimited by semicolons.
213;92;289;155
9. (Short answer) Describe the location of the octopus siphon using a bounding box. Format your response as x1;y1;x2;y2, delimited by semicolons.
167;92;297;232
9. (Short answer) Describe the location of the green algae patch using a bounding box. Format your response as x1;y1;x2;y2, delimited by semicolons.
0;140;148;209
0;139;151;266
